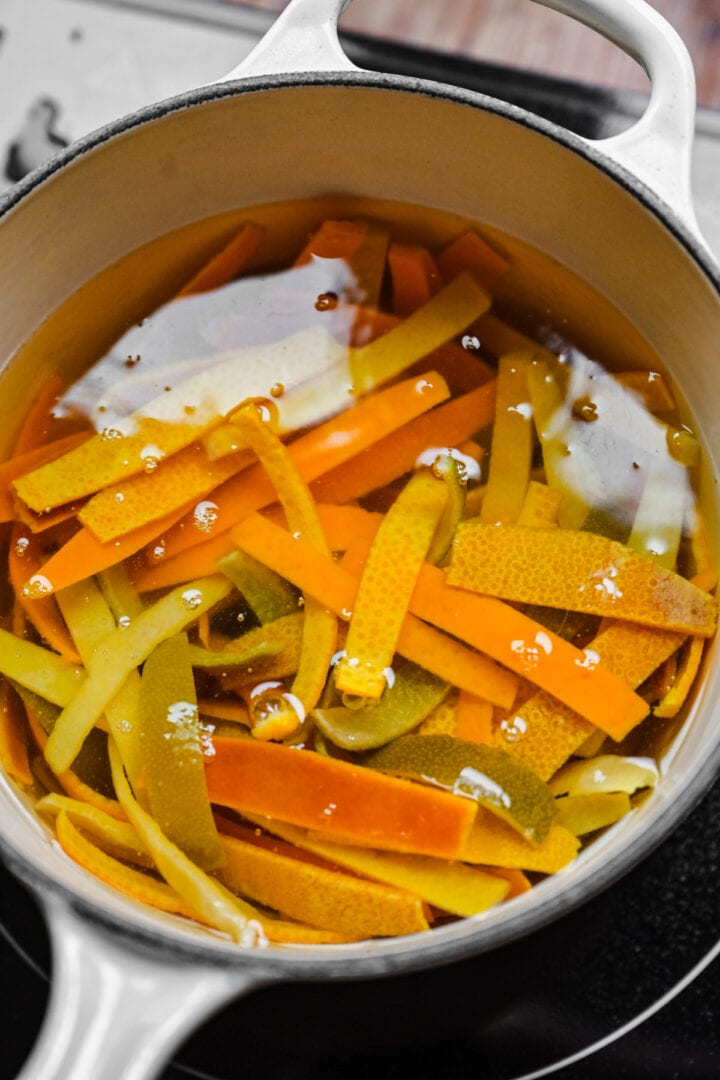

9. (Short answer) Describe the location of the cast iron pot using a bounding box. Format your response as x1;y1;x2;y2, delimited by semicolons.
0;2;718;1077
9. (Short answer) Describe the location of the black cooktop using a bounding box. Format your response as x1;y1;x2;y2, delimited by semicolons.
1;3;719;1078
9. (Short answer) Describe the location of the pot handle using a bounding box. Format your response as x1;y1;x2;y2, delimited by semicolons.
224;0;700;237
536;0;700;237
16;894;258;1080
222;0;355;79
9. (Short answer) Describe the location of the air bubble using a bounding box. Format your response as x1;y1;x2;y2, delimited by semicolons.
315;291;338;311
181;589;203;610
23;575;53;599
249;680;305;740
100;427;123;442
193;501;219;533
499;715;527;744
14;537;30;557
461;334;481;352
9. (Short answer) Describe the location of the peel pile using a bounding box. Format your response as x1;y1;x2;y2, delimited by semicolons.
0;216;715;945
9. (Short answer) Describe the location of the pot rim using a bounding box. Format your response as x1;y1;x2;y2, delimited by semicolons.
1;67;719;979
2;67;719;288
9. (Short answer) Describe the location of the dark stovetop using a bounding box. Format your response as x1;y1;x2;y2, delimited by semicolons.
0;3;719;1078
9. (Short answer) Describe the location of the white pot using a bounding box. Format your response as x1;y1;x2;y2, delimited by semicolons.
0;2;717;1078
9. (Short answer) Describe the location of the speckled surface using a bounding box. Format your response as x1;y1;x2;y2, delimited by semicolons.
0;3;718;1078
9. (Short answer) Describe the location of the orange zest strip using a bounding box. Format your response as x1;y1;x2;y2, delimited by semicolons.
218;826;429;937
9;524;81;663
349;272;492;394
293;218;369;265
24;703;128;820
489;867;532;899
417;695;460;736
687;506;717;591
294;219;390;317
0;432;90;522
177;222;264;297
480;353;533;525
614;370;676;412
230;404;336;720
436;230;510;287
0;685;33;787
55;810;205;918
78;444;255;543
388;243;441;317
335;469;450;698
516;481;562;527
24;503;194;597
130;531;236;591
654;636;705;718
231;512;519;709
448;523;717;637
410;564;650;736
313;504;384;552
53;806;356;944
461;808;579;872
206;736;478;859
454;691;494;744
239;814;509;918
132;369;451;578
14;325;346;513
494;621;686;777
472;314;557;365
311;379;496;505
12;375;65;455
493;692;595;782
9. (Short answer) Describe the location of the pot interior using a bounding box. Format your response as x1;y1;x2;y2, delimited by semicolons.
0;77;718;972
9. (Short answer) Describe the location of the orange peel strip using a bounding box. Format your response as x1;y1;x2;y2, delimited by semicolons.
55;810;206;918
78;444;255;543
472;314;558;366
218;826;429;937
388;242;441;317
238;815;510;919
0;432;90;522
454;691;494;744
132;368;451;575
311;379;496;505
23;503;194;597
335;468;451;698
231;512;519;709
614;370;676;412
349;272;491;394
436;230;509;287
461;808;580;872
516;480;562;527
411;563;649;737
448;522;717;636
293;217;370;265
9;524;81;663
480;353;534;525
0;684;33;787
494;620;686;777
14;325;346;513
176;222;264;297
56;806;350;944
653;635;705;718
230;404;336;717
206;735;477;859
23;692;130;821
